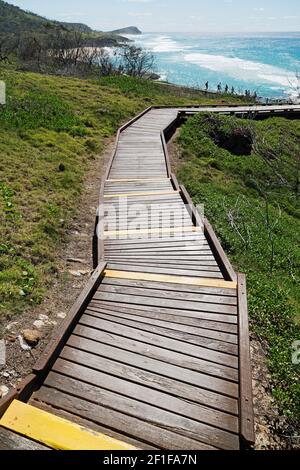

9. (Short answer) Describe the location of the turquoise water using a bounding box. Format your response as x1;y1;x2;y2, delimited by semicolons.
130;32;300;99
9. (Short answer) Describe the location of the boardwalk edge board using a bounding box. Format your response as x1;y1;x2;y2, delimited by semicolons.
4;104;298;449
104;270;237;289
0;400;136;450
237;274;255;444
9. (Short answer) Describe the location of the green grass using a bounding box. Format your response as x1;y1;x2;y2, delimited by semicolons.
97;75;249;105
0;64;248;327
177;113;300;425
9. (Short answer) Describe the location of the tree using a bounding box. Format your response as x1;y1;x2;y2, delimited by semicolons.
119;45;155;78
47;29;85;70
17;33;42;65
96;48;116;76
0;43;9;62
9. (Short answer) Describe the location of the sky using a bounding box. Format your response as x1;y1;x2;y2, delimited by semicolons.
7;0;300;33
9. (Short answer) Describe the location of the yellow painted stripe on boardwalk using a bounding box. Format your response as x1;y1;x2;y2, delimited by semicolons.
107;178;171;183
105;270;237;289
0;400;137;450
104;190;179;199
104;226;200;237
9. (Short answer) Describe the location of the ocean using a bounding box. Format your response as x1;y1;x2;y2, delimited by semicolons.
128;32;300;100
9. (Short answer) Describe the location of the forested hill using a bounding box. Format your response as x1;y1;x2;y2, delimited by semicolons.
0;0;129;46
110;27;142;35
0;0;92;34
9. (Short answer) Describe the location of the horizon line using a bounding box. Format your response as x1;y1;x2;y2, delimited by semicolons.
139;30;300;34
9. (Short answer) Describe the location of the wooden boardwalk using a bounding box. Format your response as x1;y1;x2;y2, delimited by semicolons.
2;103;299;450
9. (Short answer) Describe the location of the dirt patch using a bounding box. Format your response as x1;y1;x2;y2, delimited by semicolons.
250;336;290;450
0;137;115;392
167;128;182;173
215;126;253;156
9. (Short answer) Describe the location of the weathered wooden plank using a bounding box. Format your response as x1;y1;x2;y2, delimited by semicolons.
104;191;178;199
103;233;205;241
104;237;206;247
105;259;221;270
100;277;237;299
0;427;50;450
35;387;220;450
44;368;239;448
102;217;194;227
90;300;238;333
101;275;236;295
79;314;239;367
104;227;198;237
103;211;198;222
67;335;239;400
94;285;237;314
102;212;193;220
88;303;238;343
91;298;237;325
103;200;187;209
105;248;211;255
74;324;239;381
106;259;218;267
85;309;237;355
107;178;171;183
104;185;173;192
104;187;173;194
93;286;237;319
52;356;238;432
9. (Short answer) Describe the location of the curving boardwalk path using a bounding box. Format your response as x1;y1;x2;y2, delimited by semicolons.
1;104;300;450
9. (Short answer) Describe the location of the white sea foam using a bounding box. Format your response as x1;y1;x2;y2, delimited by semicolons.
184;52;298;89
139;35;190;53
158;71;168;81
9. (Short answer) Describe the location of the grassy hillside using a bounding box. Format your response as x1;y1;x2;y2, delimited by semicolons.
0;64;246;328
177;113;300;425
